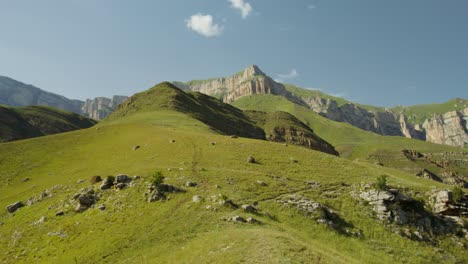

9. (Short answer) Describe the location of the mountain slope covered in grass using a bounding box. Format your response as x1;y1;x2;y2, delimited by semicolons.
0;105;96;142
0;82;466;263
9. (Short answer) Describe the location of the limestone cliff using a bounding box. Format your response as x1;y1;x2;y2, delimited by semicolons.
0;76;127;120
173;65;301;104
423;108;468;147
81;96;128;120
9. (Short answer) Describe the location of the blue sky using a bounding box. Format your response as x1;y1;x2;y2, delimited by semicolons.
0;0;467;107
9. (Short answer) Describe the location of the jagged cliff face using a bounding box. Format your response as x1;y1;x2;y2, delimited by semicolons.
0;76;127;120
174;65;293;104
301;96;424;138
81;96;128;120
176;66;466;147
423;108;468;147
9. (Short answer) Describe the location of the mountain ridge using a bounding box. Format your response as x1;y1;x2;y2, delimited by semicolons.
0;76;128;120
173;65;467;147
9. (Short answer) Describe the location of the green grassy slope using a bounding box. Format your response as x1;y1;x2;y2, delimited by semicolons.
0;105;465;263
245;110;339;156
392;98;468;124
0;84;466;263
0;105;96;142
108;82;265;139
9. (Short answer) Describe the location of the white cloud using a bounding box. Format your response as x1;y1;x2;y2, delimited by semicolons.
186;13;224;37
275;69;299;83
228;0;253;19
278;69;299;79
307;4;316;10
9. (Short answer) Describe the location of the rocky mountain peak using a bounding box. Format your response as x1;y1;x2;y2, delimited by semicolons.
243;65;265;77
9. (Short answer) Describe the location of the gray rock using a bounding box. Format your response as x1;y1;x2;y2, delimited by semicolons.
6;201;24;213
132;145;140;151
192;195;203;203
148;190;165;202
34;216;47;225
55;211;65;216
115;183;127;190
115;174;132;183
227;215;246;223
98;204;106;211
78;195;95;207
75;203;88;213
246;217;260;224
241;204;257;213
22;178;30;182
256;180;267;186
247;156;256;163
185;181;197;187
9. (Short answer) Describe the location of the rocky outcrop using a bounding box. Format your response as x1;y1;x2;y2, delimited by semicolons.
81;96;128;120
0;76;127;120
173;65;302;104
423;108;468;147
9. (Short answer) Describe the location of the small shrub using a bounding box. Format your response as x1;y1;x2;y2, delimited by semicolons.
375;175;388;191
151;171;165;188
452;186;463;203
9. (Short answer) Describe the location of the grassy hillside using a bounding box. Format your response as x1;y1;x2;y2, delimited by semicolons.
245;110;338;156
0;84;466;263
108;82;265;139
232;94;468;186
392;98;468;124
0;105;96;142
0;108;465;263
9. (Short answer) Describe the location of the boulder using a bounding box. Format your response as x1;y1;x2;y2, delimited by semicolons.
115;174;132;184
247;156;256;164
115;183;127;190
147;190;165;202
241;204;257;213
430;190;454;215
192;195;203;203
227;215;246;222
256;180;267;186
90;175;102;184
100;176;115;190
55;211;65;216
78;195;95;207
6;201;24;213
185;181;197;187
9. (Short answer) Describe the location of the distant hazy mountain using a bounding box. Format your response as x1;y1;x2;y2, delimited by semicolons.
173;65;467;147
0;76;127;120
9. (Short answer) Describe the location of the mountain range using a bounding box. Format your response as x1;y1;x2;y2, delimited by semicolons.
0;76;128;120
1;66;467;148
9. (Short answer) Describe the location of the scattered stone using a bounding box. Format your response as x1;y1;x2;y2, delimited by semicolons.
241;204;257;213
47;231;67;238
75;203;88;213
147;190;165;202
214;184;221;189
246;217;260;224
78;195;95;207
55;211;65;216
402;149;423;160
192;195;203;203
90;175;102;184
133;175;141;180
98;204;106;211
247;156;256;164
210;142;216;146
100;176;115;190
185;181;197;187
169;139;176;143
6;201;24;213
22;178;30;182
227;215;246;223
115;174;132;184
415;169;442;182
34;216;47;225
115;183;127;190
76;179;85;184
256;180;267;186
132;145;140;151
